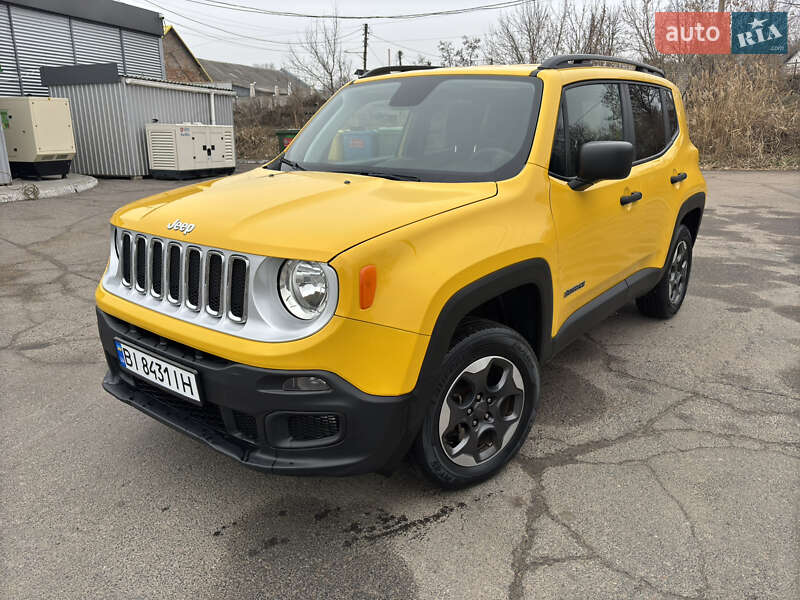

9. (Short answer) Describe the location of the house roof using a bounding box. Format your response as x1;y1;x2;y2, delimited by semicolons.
164;25;212;82
198;59;308;95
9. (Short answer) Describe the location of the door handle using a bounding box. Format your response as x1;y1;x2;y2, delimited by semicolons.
670;172;687;184
620;191;642;206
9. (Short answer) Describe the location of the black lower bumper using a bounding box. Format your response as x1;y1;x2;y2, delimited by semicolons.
97;309;417;476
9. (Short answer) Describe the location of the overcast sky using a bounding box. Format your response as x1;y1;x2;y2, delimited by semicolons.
123;0;514;70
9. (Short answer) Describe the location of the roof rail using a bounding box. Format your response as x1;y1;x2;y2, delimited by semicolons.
537;55;665;78
356;65;440;78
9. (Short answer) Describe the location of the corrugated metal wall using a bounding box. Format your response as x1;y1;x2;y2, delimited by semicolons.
0;4;21;95
10;4;74;96
72;20;124;74
50;78;234;177
53;82;136;177
0;1;164;96
121;30;165;79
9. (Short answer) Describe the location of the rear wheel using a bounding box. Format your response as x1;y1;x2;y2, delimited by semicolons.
413;319;540;489
636;224;693;318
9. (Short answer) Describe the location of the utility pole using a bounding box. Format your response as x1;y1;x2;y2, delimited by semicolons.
397;50;403;66
387;48;391;65
362;23;368;72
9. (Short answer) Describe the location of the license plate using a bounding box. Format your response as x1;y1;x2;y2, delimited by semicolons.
114;339;201;404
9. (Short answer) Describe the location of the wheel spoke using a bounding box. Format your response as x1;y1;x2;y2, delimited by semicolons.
444;424;471;459
492;370;522;400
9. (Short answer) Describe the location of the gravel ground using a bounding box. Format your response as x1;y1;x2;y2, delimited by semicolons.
1;169;798;599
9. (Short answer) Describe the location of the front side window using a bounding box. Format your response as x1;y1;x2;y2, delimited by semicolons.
283;76;543;183
550;83;624;178
629;84;666;160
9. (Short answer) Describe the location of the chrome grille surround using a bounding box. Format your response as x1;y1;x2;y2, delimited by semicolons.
103;227;338;343
184;246;203;312
204;250;225;318
149;238;164;299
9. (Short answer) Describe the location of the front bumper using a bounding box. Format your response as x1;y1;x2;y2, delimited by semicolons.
97;309;416;475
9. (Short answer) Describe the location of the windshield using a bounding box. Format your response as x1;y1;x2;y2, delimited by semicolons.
282;75;543;183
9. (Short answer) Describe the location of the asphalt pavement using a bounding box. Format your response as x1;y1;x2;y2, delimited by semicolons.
1;169;798;599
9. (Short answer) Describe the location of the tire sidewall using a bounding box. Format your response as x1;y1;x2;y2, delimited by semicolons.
417;328;540;488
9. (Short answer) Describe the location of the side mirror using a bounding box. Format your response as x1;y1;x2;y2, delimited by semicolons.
569;141;634;190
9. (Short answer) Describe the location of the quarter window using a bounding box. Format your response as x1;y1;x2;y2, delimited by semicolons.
629;84;666;160
549;106;567;177
550;83;624;178
664;89;679;139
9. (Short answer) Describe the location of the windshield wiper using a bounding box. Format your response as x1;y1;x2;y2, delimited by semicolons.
346;171;420;182
279;156;306;171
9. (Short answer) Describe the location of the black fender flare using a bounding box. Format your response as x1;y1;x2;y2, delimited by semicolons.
674;191;705;244
379;258;553;472
415;258;554;394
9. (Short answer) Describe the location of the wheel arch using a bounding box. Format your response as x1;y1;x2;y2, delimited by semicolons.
413;258;554;398
676;192;705;246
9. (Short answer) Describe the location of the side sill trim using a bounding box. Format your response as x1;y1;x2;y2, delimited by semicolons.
552;268;661;355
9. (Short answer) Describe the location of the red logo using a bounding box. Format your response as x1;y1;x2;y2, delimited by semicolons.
656;12;730;54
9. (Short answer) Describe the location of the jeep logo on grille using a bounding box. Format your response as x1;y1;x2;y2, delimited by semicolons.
167;219;196;235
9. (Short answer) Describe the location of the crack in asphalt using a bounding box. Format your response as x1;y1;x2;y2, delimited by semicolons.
503;326;798;598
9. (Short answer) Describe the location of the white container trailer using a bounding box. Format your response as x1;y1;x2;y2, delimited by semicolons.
146;123;235;179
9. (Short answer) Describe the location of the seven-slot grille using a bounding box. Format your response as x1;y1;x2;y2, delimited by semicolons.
119;231;249;323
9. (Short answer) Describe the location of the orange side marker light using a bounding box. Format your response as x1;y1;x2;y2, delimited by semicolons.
359;265;377;309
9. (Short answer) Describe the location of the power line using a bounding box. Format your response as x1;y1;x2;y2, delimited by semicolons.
161;16;350;55
371;33;440;60
179;0;529;20
143;0;360;46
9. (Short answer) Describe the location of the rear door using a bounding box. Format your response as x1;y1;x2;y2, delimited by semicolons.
624;83;680;270
548;81;638;328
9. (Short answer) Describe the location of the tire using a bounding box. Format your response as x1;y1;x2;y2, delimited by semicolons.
412;318;540;489
636;224;693;319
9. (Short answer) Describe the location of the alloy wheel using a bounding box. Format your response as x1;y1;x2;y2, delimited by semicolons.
668;240;689;305
438;356;525;467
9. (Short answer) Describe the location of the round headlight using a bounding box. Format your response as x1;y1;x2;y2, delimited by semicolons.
278;260;329;320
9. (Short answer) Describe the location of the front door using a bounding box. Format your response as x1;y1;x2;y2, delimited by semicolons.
548;81;639;329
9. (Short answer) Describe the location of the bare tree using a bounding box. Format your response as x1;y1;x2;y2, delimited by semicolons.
484;0;552;64
556;0;624;55
438;36;483;66
482;0;623;63
288;17;352;96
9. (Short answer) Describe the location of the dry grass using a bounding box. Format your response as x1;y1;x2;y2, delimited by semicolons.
233;92;324;160
676;60;800;169
235;125;281;161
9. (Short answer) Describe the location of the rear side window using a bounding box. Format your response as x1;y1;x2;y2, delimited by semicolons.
664;89;679;139
550;82;624;178
629;84;666;160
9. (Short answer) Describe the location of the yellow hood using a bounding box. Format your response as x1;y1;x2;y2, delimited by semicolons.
111;168;498;261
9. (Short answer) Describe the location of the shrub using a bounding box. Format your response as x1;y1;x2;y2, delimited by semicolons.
233;91;324;160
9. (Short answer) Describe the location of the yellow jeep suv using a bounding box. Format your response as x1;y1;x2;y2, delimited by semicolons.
96;55;705;488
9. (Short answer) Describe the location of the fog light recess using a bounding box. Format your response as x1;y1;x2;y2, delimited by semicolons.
283;376;330;392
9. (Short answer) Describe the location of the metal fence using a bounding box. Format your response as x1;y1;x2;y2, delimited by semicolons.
49;77;235;178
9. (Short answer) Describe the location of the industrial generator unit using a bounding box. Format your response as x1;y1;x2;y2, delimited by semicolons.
146;123;235;179
0;97;76;178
